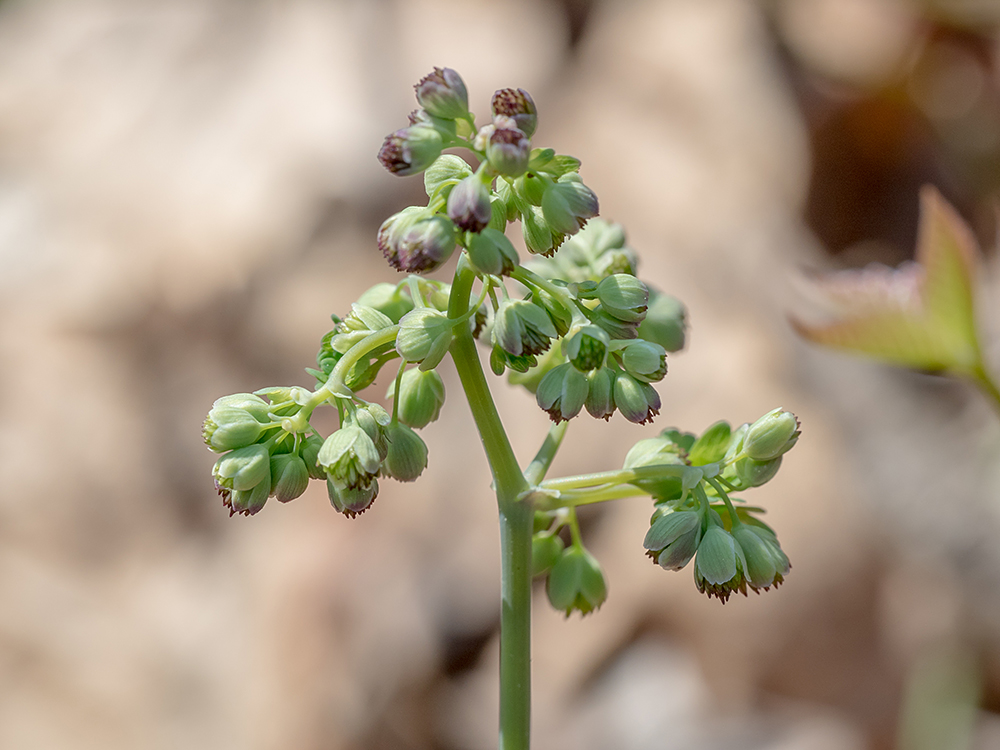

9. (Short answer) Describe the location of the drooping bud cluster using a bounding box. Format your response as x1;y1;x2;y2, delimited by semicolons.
625;414;796;602
531;511;608;617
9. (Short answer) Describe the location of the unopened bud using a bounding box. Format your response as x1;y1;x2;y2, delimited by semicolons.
388;368;446;429
619;339;667;383
492;87;538;138
613;373;660;425
447;176;491;233
213;444;270;492
643;510;701;571
414;67;469;120
743;408;800;461
486;116;530;177
564;325;609;371
327;476;378;517
540;174;599;236
536;362;589;422
493;299;557;357
695;525;748;603
377;126;443;176
467;227;519;276
596;274;648;323
269;453;310;503
203;406;265;452
546;547;608;616
381;422;428;482
584;366;616;420
396;308;453;370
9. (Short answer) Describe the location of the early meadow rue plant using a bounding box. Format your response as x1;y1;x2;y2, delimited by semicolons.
204;67;800;750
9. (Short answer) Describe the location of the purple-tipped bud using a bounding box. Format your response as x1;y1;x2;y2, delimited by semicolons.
377;126;442;176
447;176;491;232
486;116;530;177
491;88;538;137
414;67;469;120
395;216;457;273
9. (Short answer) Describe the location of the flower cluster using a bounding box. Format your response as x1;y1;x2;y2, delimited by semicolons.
203;66;798;611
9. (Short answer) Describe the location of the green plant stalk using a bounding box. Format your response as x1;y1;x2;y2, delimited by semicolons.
448;258;532;750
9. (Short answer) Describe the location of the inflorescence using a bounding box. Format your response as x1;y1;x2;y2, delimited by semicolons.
203;67;797;606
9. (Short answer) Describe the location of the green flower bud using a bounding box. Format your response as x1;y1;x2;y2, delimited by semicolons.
532;531;565;577
424;154;473;202
536;362;588;422
623;436;684;499
592;308;640;340
327;476;378;518
414;67;469;120
269;453;310;503
731;524;788;593
564;325;609;371
388;368;446;429
643;510;701;571
447;176;491;233
300;433;327;480
593;249;638;278
618;339;667;383
515;172;546;206
613;373;660;425
492;87;538;138
596;274;648;323
493;299;557;357
495;178;521;222
585;366;616;420
724;423;749;463
637;290;686;352
392;215;457;273
467;227;519;276
203;406;265;452
396;308;453;370
486;116;530;177
488;197;509;232
213;444;271;493
743;408;800;462
354;403;391;461
694;525;748;603
529;288;571;337
377;125;443;176
733;455;782;488
212;393;271;422
356;283;415;324
687;421;731;466
546;547;608;616
521;205;558;256
227;474;270;517
318;425;381;490
382;422;428;482
540;174;599;236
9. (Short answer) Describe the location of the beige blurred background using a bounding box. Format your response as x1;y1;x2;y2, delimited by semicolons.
2;1;1000;748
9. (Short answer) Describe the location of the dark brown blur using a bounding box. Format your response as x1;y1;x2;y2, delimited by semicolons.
1;1;999;749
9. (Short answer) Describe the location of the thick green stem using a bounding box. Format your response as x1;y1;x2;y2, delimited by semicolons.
448;259;532;750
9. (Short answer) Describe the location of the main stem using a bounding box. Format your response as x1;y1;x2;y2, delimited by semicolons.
448;260;532;750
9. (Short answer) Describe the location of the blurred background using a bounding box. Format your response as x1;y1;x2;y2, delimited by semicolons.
2;0;1000;748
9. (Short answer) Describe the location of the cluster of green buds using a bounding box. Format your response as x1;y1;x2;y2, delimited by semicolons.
203;66;798;608
528;408;797;606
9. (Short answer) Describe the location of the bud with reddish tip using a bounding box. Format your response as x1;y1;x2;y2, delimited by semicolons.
447;176;491;233
377;126;443;176
486;116;530;177
415;67;469;120
491;87;538;137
